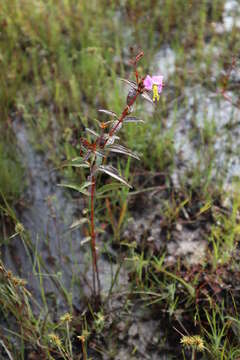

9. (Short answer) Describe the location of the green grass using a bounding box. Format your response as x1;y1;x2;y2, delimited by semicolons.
0;138;23;204
0;0;230;171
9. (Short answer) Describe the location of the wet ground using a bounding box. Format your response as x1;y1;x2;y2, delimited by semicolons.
2;117;129;316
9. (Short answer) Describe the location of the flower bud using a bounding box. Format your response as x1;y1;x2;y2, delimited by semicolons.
127;88;137;106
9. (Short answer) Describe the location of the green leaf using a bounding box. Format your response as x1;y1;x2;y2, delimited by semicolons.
120;78;138;90
153;264;195;298
124;117;145;124
107;144;140;160
58;181;92;196
98;109;118;118
96;183;125;197
86;128;100;137
70;218;88;230
71;156;85;162
61;157;90;168
196;201;212;217
141;91;154;104
98;165;132;188
64;162;89;168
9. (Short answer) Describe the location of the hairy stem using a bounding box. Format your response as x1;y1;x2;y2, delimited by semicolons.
107;91;140;141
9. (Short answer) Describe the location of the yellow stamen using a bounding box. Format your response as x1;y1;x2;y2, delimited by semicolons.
152;84;160;102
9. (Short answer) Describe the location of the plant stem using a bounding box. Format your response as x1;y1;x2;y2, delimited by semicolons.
81;340;87;360
106;91;140;143
89;52;143;300
103;56;142;145
90;175;101;297
192;348;196;360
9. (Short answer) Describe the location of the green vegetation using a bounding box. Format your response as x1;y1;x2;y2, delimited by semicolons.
1;0;240;358
0;139;23;203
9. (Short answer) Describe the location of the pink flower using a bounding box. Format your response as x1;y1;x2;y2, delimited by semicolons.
143;75;163;102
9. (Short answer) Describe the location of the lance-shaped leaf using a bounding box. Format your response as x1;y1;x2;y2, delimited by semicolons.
110;120;122;133
61;157;90;168
104;134;120;146
95;119;114;128
98;109;118;118
58;181;92;196
107;144;140;160
86;127;100;137
81;145;105;159
81;138;105;158
95;149;106;158
72;156;86;162
96;183;125;198
98;165;132;188
83;150;92;162
66;162;89;168
71;157;90;167
120;78;138;90
70;217;89;230
141;91;154;104
124;117;145;124
121;78;153;104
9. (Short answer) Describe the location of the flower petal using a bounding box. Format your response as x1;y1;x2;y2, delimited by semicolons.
152;75;163;86
158;84;163;93
143;75;153;90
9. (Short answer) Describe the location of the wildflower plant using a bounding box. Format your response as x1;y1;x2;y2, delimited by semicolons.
180;335;205;360
63;51;163;298
180;335;205;352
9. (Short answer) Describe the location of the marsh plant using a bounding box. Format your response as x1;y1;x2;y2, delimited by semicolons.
63;51;163;298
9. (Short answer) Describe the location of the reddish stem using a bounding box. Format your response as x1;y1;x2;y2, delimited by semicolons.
104;89;140;147
105;51;144;141
90;175;101;296
89;50;144;299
